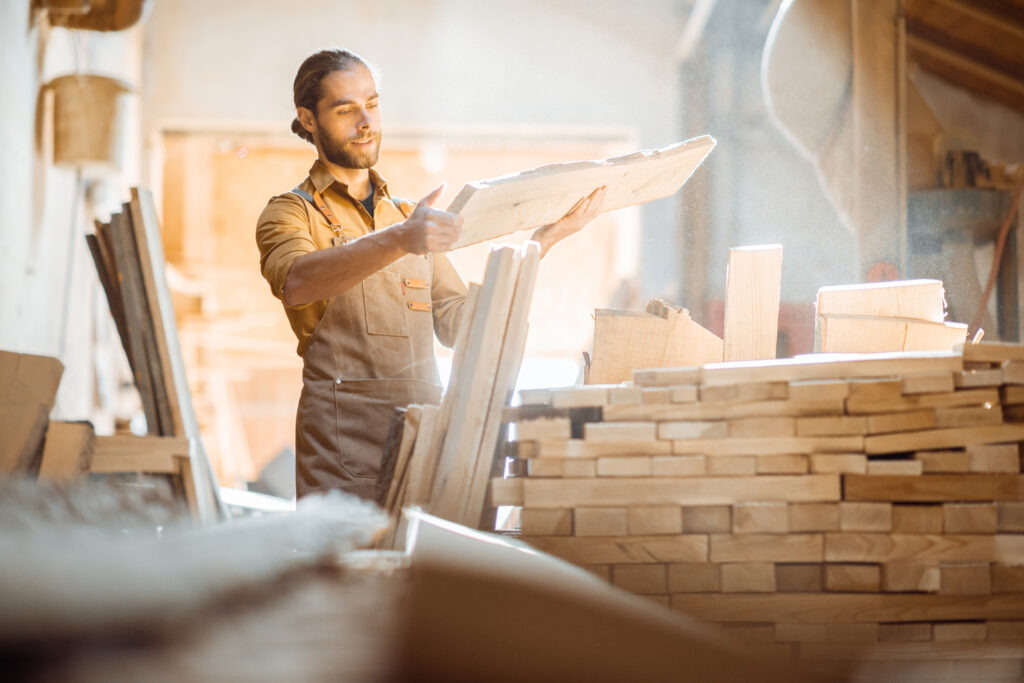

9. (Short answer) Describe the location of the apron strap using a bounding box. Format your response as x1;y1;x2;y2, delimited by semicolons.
291;186;346;242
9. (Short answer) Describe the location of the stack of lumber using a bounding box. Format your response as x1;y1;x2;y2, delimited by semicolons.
86;187;221;524
493;343;1024;676
378;241;542;531
816;279;968;354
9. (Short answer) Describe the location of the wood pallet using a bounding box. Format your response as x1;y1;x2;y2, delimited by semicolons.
495;342;1024;674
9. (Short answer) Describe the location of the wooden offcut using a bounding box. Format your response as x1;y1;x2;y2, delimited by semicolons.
0;351;63;475
723;245;783;361
815;279;946;322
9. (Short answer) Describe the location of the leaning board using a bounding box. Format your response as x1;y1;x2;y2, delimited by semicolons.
447;135;716;249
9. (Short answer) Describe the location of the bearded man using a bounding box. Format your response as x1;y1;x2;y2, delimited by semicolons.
256;49;604;500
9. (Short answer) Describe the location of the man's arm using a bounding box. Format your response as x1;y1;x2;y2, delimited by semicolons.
282;184;462;307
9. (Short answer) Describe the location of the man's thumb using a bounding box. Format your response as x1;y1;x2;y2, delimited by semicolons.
416;183;446;210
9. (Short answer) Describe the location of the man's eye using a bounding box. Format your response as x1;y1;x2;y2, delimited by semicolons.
367;100;379;109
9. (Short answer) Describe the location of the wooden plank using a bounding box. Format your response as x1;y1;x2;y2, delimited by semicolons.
516;417;570;440
0;351;63;474
815;279;946;322
788;380;849;403
732;502;788;534
90;452;182;474
682;506;732;533
839;502;893;532
37;421;94;479
943;503;998;534
932;621;988;642
796;415;867;437
699;351;963;387
627;506;683;535
954;368;1003;388
940;564;991;596
550;386;609;408
756;454;808;474
825;564;881;592
672;435;863;457
613;564;668;595
699;381;787;404
520;508;572;536
892;504;944;533
997;501;1024;532
809;454;867;474
704;456;755;475
525;534;708;564
489;477;523;506
524;439;671;459
384;405;421;514
933;405;1002;428
721;563;776;592
877;622;932;643
85;229;133;370
864;424;1024;454
844;474;1024;502
523;475;840;508
430;247;520;520
632;366;700;388
463;243;541;527
710;533;824;562
574;507;627;536
603;399;845;422
651;455;705;476
789;503;840;532
596;456;652;477
657;421;726;440
818;315;967;354
800;640;1024;660
961;342;1024;363
397;404;440;506
668;562;721;593
902;372;955;395
846;388;997;415
723;245;783;361
727;416;794;438
448;136;716;249
584;421;656;442
776;564;825;592
670;593;1024;624
641;387;672;405
825;533;1024;563
866;459;923;476
969;443;1021;473
914;449;970;473
882;561;941;592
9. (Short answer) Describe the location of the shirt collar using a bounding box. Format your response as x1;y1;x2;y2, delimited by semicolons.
308;159;391;200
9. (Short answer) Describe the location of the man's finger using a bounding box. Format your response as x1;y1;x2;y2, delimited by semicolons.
415;183;447;211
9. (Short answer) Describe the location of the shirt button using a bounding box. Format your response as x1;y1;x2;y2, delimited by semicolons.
336;378;341;385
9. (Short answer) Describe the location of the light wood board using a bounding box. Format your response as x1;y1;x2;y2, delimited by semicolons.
723;245;783;361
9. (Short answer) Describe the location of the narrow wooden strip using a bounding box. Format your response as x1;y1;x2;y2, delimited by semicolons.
672;435;863;456
526;534;708;564
844;474;1024;501
603;399;845;422
699;351;962;387
825;533;1024;563
723;245;782;361
710;533;823;562
864;424;1024;454
846;388;998;415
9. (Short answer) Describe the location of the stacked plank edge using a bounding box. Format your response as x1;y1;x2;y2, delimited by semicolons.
495;343;1024;679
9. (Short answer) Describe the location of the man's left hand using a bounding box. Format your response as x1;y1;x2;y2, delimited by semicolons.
530;186;607;258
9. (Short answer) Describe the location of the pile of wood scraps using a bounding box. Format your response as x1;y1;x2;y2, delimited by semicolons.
86;187;222;523
492;343;1024;676
377;241;541;532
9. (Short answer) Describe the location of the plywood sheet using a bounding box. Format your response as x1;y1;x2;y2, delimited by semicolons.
447;136;715;249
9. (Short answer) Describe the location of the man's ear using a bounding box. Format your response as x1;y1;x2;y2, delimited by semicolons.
297;107;317;135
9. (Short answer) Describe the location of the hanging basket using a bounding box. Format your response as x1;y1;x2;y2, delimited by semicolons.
46;74;133;175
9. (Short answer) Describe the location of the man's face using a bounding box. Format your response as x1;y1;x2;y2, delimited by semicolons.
309;64;382;169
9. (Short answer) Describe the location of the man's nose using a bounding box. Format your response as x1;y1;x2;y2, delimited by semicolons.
356;107;372;128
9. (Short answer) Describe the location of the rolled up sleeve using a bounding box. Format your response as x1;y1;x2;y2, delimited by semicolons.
431;253;468;348
255;194;317;308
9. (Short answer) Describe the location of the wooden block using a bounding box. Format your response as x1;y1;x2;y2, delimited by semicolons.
728;416;795;438
848;378;903;401
607;385;642;404
825;623;878;642
683;506;732;533
632;366;700;387
1001;385;1024;405
987;620;1024;641
892;504;944;533
526;534;708;564
866;409;935;435
723;244;783;362
671;592;1024;624
826;534;1024;563
699;381;788;404
756;454;807;475
520;508;572;536
528;439;672;459
914;449;970;473
997;502;1024;532
583;564;611;581
809;453;866;474
574;507;628;536
89;453;181;474
517;417;571;440
668;562;721;592
866;424;1024;455
902;372;955;395
1002;359;1024;384
490;477;524;505
962;341;1024;363
613;564;668;595
969;443;1021;473
657;420;727;440
789;503;840;532
705;456;756;476
819;315;967;355
673;435;863;457
562;459;596;477
877;622;932;642
527;458;564;477
775;563;824;592
934;405;1003;428
522;475;840;508
651;455;705;476
775;622;826;642
596;456;652;477
796;415;867;437
788;379;849;403
954;368;1003;388
627;506;682;535
866;459;923;475
448;136;715;249
37;421;95;480
933;621;987;641
550;386;610;409
840;502;892;532
943;503;998;534
825;563;881;592
710;533;823;562
844;474;1024;502
517;388;552;406
604;399;846;422
721;563;776;592
815;279;946;322
882;562;941;592
992;565;1024;593
669;385;699;403
640;387;673;404
847;388;997;415
733;502;788;534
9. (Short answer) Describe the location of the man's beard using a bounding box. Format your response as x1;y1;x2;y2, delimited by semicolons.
318;123;380;169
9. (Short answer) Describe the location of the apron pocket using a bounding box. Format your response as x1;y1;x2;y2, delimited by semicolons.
363;270;409;337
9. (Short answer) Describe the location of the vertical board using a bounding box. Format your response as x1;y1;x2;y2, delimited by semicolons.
723;244;783;361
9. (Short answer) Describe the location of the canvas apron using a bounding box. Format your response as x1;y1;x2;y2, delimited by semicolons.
294;190;441;500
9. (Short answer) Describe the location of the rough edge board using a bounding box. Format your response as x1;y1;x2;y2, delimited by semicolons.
447;136;716;249
698;351;962;386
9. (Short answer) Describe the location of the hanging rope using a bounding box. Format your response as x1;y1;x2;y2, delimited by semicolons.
971;174;1024;336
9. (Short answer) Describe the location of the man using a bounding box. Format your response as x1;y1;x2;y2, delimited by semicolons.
256;49;605;500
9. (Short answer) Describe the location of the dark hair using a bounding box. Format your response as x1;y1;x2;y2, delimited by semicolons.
291;49;369;144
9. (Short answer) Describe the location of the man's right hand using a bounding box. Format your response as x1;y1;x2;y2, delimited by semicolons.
397;183;463;254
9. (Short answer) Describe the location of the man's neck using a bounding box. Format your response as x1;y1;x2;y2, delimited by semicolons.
319;158;372;200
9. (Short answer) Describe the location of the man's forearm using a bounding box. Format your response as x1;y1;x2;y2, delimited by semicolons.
283;228;406;306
